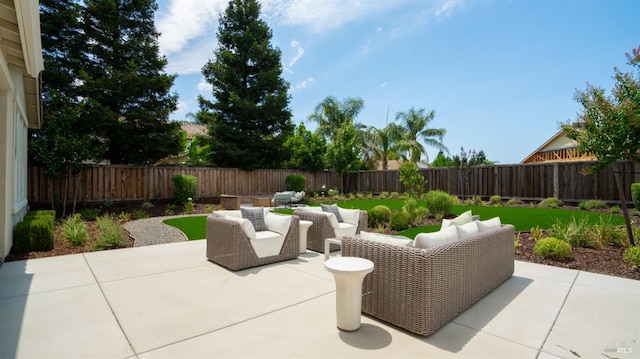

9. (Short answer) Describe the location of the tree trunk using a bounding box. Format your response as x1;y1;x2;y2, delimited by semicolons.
613;162;635;246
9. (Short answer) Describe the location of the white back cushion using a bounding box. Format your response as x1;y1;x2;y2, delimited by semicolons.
338;208;360;225
414;226;458;249
477;217;502;232
265;212;292;236
456;221;479;239
223;215;256;240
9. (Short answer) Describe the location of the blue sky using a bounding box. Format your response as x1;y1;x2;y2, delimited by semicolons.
154;0;639;165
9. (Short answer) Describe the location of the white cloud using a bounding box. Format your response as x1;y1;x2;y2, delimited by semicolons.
285;40;305;73
377;82;388;89
156;0;226;55
435;0;463;17
291;77;315;93
197;79;213;93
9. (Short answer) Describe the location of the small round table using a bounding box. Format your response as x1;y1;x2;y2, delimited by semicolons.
324;257;374;331
299;220;313;254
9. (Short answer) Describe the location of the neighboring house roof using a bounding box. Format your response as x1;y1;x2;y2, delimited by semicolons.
181;123;207;140
0;0;44;128
521;128;596;163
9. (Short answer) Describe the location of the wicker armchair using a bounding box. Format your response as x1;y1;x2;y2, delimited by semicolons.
341;224;515;336
293;208;367;252
206;214;300;271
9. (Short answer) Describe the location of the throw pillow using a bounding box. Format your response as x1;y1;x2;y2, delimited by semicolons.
448;210;473;227
414;226;458;249
360;231;413;247
476;216;501;232
241;207;267;232
456;221;479;239
321;204;343;222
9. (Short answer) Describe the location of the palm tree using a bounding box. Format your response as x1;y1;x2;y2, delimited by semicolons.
396;107;448;163
362;123;402;170
308;96;365;140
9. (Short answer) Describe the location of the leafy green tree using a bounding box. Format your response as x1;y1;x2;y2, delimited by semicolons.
31;0;102;216
431;151;453;167
283;123;327;171
308;96;365;141
398;161;426;198
199;0;293;169
325;121;361;191
563;46;640;245
396;107;448;163
80;0;181;164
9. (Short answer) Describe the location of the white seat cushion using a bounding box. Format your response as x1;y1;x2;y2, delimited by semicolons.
360;231;413;247
252;231;286;258
335;222;357;237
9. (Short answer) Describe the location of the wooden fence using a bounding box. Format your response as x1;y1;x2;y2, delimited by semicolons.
28;161;640;205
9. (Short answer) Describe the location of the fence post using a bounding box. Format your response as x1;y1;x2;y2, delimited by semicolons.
553;163;559;199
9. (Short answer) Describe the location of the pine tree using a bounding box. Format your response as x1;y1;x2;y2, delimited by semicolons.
80;0;181;164
199;0;293;169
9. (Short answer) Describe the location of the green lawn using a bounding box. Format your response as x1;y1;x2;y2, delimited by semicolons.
162;216;208;240
162;201;625;241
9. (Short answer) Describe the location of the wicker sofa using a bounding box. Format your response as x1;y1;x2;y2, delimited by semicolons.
341;224;515;336
206;210;300;271
293;207;367;252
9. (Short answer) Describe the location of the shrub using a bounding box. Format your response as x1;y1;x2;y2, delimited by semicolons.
62;214;89;246
593;215;627;247
534;237;573;261
94;214;128;250
623;246;640;267
389;192;402;200
548;215;598;248
132;209;149;219
378;191;389;199
368;205;391;228
172;174;197;204
579;199;607;210
425;190;453;220
464;195;483;206
530;226;545;241
165;203;176;216
141;202;154;210
389;211;409;231
285;174;305;192
489;195;502;205
632;183;640;210
80;207;101;220
13;211;55;252
506;198;524;206
539;197;563;208
402;197;428;226
118;211;132;222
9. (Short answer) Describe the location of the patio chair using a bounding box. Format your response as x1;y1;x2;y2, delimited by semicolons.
293;206;367;252
272;191;305;208
206;209;300;270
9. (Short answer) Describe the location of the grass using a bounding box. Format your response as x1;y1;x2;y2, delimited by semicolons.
162;200;626;241
163;216;208;240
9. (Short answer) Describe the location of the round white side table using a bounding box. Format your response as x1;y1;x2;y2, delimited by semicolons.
324;257;374;331
299;220;313;253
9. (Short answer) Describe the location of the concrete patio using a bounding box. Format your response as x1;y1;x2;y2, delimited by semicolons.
0;239;638;359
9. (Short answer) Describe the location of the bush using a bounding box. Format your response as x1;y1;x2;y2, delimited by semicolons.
368;205;391;228
132;209;149;219
94;214;128;250
623;246;640;267
62;214;89;246
425;190;453;220
534;237;573;261
506;198;524;206
548;215;598;248
172;174;197;204
632;183;640;210
80;207;101;220
489;195;502;205
579;199;607;210
539;197;563;208
464;195;483;206
593;215;627;248
13;210;55;253
285;174;305;192
389;211;409;231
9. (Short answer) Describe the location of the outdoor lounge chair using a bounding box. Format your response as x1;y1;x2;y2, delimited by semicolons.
293;206;367;252
272;191;305;208
206;209;300;271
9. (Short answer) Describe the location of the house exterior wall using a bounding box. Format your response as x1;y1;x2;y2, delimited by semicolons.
0;0;43;262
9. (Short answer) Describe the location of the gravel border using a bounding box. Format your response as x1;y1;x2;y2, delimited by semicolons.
123;216;193;247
